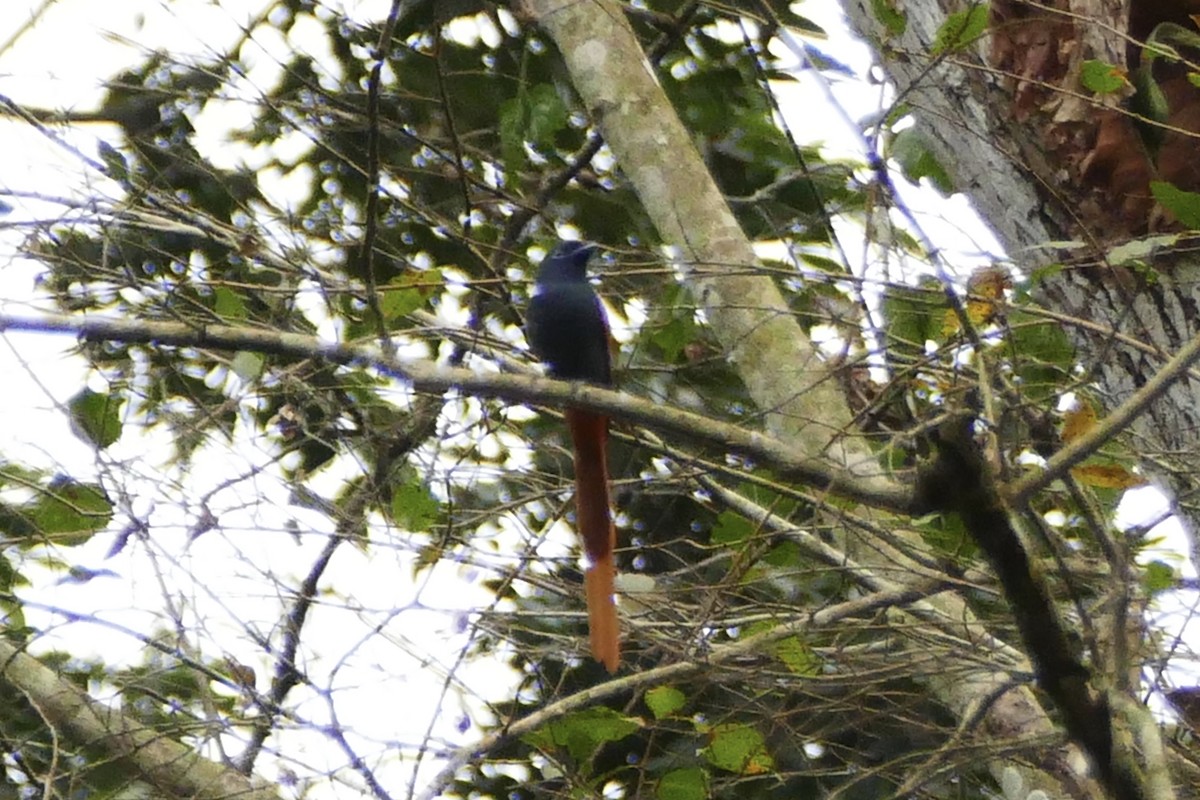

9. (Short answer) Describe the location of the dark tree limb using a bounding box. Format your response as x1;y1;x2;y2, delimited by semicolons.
916;417;1151;800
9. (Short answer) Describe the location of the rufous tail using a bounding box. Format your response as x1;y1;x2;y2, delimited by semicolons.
566;408;619;672
585;552;618;672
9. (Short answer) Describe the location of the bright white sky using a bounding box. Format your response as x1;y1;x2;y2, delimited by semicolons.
0;0;1195;797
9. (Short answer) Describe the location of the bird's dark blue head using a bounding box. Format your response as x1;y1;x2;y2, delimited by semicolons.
536;241;598;285
526;240;611;384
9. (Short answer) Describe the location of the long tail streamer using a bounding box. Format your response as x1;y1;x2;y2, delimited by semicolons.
565;408;619;672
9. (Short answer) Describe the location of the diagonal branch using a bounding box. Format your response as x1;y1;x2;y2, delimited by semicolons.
0;639;280;800
923;418;1169;800
1007;327;1200;503
235;532;344;774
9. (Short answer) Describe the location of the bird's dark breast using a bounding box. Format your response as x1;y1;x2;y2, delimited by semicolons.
527;289;611;386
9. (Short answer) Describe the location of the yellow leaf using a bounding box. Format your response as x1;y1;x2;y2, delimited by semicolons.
966;297;994;325
1071;463;1147;490
967;266;1011;301
1061;401;1097;444
942;307;960;337
942;267;1011;336
965;266;1010;327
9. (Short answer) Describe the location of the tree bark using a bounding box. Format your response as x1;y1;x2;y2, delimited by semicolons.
526;0;1103;795
0;640;279;800
840;1;1188;794
841;0;1200;552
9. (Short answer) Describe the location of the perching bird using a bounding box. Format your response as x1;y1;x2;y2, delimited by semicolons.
525;241;619;672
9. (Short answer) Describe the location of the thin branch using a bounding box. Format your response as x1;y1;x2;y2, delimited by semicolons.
0;312;914;514
415;584;927;800
358;0;406;351
235;532;344;774
1008;328;1200;503
696;463;1029;669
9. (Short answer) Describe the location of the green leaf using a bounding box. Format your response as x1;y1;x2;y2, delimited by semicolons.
524;707;641;763
68;388;124;449
1150;181;1200;229
523;84;568;146
389;468;440;532
710;510;754;546
0;464;45;492
379;270;444;324
230;351;264;382
890;128;953;194
916;511;977;560
498;84;567;176
0;599;25;635
1079;60;1128;94
762;538;800;567
1007;309;1075;399
1131;67;1170;153
30;480;113;545
156;664;203;700
657;767;710;800
700;722;774;775
499;96;528;174
1024;262;1064;290
0;554;17;593
646;686;687;719
931;5;988;55
213;286;248;320
1144;22;1200;67
870;0;907;36
1143;560;1177;594
651;316;695;363
881;278;942;363
1107;234;1179;265
799;253;848;273
774;636;820;675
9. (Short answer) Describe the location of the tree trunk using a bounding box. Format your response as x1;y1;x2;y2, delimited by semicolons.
529;0;1119;795
842;0;1200;551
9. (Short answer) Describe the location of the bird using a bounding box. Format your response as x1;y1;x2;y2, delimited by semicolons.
525;241;620;672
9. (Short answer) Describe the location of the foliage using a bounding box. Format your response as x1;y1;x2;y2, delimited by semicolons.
0;1;1186;799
